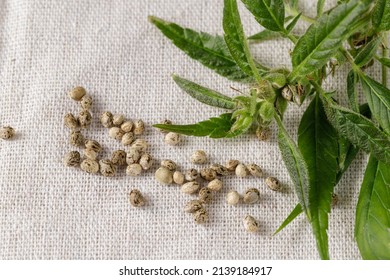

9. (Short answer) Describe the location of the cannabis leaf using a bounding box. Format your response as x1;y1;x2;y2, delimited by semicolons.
274;204;303;235
323;97;390;165
377;57;390;68
172;75;236;109
241;0;285;32
298;94;339;260
276;115;311;219
223;0;262;82
360;74;390;135
248;29;281;41
354;37;381;67
290;0;370;80
153;113;235;138
355;156;390;259
347;70;359;112
149;16;259;82
372;0;390;31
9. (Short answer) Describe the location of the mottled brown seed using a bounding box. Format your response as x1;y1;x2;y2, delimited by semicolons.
265;176;281;191
161;159;177;171
198;187;212;203
256;127;271;141
235;164;249;177
111;150;127;166
173;171;185;185
126;163;143;176
139;153;154;170
84;148;98;160
129;189;145;207
80;159;99;174
121;120;134;133
164;132;181;145
78;110;92;129
190;150;207;164
133;119;145;135
181;181;200;194
121;132;135;146
210;163;229;176
85;140;102;153
131;139;148;152
185;168;199;181
243;188;260;204
247;164;263;178
226;190;240;206
64;113;79;130
109;127;125;141
69;131;84;147
69;86;86;101
225;160;240;172
126;148;141;165
99;159;116;177
113;114;125;126
0;126;15;140
184;200;204;213
193;208;208;224
155;166;173;185
64;151;81;167
207;179;223;192
80;94;93;110
243;215;259;233
200;168;217;181
100;111;114;128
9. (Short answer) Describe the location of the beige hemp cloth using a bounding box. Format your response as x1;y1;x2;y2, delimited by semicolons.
0;0;378;259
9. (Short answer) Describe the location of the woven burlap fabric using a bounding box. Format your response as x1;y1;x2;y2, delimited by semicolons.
0;0;378;259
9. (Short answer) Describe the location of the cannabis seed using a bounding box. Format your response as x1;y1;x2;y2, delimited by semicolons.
265;176;281;191
80;159;99;174
126;163;143;176
198;187;212;203
161;159;177;171
210;163;229;176
121;120;134;133
109;127;125;141
99;159;116;177
207;179;223;192
243;188;260;204
0;126;15;140
80;94;93;110
185;168;199;181
193;208;208;224
78;110;92;129
100;111;114;128
247;164;263;178
190;150;207;164
131;139;148;152
155;166;173;185
64;113;79;130
173;171;185;185
256;127;271;141
181;181;200;194
121;132;135;146
184;200;204;213
200;168;217;181
139;153;154;170
126;148;141;165
133;119;145;135
84;148;98;160
129;189;145;207
226;190;240;206
113;114;125;126
225;160;240;172
64;151;81;167
111;150;127;166
243;215;259;233
281;86;293;101
165;132;180;145
235;164;249;177
69;131;84;147
69;86;86;101
85;140;102;153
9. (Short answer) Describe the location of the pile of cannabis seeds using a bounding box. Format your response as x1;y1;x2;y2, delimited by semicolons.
63;86;154;179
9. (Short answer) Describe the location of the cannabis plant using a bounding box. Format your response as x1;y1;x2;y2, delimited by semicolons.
150;0;390;259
